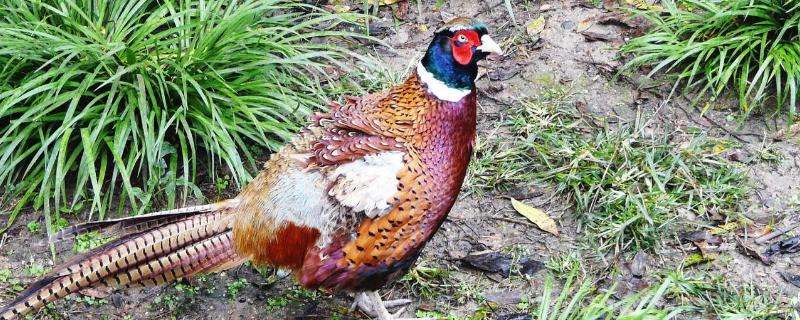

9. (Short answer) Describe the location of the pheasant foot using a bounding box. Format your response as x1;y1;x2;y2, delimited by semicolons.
351;291;431;320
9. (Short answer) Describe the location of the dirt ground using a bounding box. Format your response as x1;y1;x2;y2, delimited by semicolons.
2;0;800;319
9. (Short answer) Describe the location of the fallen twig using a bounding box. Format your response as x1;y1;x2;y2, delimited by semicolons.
755;223;800;245
491;216;536;227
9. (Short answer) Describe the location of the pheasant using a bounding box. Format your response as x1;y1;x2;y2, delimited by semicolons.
0;17;502;320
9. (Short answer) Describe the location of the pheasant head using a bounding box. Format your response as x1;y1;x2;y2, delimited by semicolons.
418;17;503;102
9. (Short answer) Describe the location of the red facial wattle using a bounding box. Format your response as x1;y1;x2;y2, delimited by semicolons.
451;30;481;65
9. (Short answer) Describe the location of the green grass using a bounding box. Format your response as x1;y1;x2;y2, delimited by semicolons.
0;0;377;235
399;262;453;300
543;251;793;319
467;86;748;253
667;270;792;319
621;0;800;117
531;271;684;319
544;251;585;280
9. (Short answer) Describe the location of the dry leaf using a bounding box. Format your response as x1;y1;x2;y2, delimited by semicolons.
773;122;800;141
511;198;559;236
580;31;614;42
709;221;739;235
368;0;404;5
330;4;351;13
526;17;546;38
735;237;772;265
712;143;728;154
625;0;662;10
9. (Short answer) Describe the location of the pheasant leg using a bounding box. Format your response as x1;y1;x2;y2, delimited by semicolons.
353;291;428;320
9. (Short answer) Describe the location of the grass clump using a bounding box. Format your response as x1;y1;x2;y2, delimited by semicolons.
399;262;453;300
0;0;374;234
667;271;792;319
469;86;748;253
531;270;684;319
621;0;800;116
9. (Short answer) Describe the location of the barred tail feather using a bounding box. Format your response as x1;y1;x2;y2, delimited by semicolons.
110;232;241;288
50;202;237;242
0;200;244;320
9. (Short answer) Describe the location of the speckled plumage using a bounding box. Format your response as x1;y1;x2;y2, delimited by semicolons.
301;73;477;290
231;72;477;290
1;18;499;320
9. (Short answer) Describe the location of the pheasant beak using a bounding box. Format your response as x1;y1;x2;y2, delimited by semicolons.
477;35;503;56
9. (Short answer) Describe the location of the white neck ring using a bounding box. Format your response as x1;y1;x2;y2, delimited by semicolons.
416;62;471;102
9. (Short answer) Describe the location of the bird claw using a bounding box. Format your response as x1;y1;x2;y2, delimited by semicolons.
351;291;416;320
383;298;412;309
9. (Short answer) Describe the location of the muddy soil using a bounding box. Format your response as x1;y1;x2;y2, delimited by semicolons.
1;0;799;319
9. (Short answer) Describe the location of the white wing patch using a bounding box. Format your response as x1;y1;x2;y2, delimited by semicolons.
328;151;405;218
252;151;405;248
266;168;331;230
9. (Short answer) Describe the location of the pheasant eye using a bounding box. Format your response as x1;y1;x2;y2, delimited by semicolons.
457;34;468;43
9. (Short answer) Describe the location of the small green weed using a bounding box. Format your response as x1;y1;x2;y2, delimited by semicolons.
173;283;199;297
193;275;215;295
434;0;446;10
453;281;486;306
54;217;69;231
153;282;200;316
226;278;249;299
0;269;11;283
215;176;231;198
71;295;107;307
73;231;112;253
286;286;317;301
25;262;47;277
544;252;584;280
265;286;317;311
25;221;39;234
0;268;23;292
756;143;783;163
265;296;289;311
415;310;487;320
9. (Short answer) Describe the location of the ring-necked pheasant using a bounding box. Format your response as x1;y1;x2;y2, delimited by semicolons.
0;17;502;320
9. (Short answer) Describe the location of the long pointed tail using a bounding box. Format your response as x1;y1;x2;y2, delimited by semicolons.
0;200;245;320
